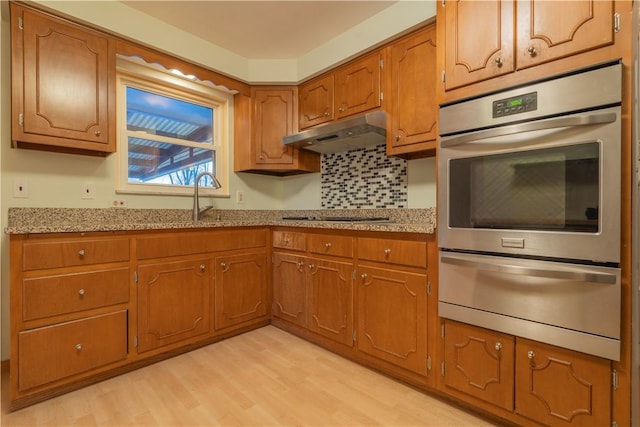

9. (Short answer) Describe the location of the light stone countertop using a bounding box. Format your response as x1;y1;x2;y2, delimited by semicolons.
6;207;436;235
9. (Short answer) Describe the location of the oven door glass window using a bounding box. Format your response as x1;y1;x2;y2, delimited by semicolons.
449;142;599;232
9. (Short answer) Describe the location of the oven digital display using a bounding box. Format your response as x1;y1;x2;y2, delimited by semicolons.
493;92;537;118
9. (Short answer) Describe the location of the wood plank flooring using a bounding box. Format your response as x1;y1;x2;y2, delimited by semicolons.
2;326;498;426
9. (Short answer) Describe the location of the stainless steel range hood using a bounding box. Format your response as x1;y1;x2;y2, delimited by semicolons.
283;110;386;154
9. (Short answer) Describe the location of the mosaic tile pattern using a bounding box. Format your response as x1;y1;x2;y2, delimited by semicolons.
321;144;408;209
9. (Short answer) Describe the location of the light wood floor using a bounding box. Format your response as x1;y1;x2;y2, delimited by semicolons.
2;326;498;426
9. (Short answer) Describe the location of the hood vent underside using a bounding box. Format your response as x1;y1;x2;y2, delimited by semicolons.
283;110;387;154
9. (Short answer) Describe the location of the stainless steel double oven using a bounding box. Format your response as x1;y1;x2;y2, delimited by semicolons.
437;60;622;360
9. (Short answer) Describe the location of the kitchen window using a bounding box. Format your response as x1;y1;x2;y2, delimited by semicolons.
116;57;231;196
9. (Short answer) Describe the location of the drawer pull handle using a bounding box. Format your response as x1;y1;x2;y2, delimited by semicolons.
495;342;502;351
78;289;85;296
75;344;82;351
384;248;391;255
78;249;86;257
325;243;332;249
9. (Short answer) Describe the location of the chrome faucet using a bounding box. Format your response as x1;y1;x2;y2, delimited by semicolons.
193;171;222;221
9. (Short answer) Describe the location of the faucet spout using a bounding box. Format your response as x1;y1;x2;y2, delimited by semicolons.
193;171;222;221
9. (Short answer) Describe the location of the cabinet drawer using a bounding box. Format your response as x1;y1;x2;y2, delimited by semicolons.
272;231;306;251
22;268;129;321
308;234;353;258
357;238;427;268
23;238;130;271
18;310;128;391
136;229;267;259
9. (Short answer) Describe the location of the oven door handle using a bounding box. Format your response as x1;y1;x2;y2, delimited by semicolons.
440;112;617;148
440;255;617;284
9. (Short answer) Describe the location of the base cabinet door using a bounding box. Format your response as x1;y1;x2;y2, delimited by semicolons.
137;259;211;353
515;338;611;427
443;320;515;411
272;252;307;327
214;252;269;330
356;265;427;375
307;258;354;347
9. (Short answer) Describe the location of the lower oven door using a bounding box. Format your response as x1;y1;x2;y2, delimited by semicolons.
438;251;621;360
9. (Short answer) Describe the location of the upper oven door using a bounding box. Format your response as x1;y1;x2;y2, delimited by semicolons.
438;105;621;264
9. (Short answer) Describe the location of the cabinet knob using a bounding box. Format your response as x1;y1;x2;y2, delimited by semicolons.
200;264;206;271
495;57;504;67
527;46;537;57
78;288;85;296
395;135;400;142
297;261;304;270
220;262;227;269
324;111;329;117
384;248;391;255
325;242;332;249
284;239;290;244
338;107;344;113
361;273;367;280
94;130;101;137
527;350;535;360
75;343;83;351
78;249;86;257
495;342;502;351
308;264;315;269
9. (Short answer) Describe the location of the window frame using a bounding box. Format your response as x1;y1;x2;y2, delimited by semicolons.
116;57;231;197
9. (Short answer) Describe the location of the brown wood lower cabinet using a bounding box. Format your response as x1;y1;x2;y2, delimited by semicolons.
272;232;355;347
137;258;211;353
18;310;128;391
307;258;353;346
442;320;612;426
356;265;427;375
214;251;269;330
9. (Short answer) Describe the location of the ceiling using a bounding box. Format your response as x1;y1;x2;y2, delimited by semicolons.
119;1;397;59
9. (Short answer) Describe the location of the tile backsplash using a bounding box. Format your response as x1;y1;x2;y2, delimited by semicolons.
321;144;407;209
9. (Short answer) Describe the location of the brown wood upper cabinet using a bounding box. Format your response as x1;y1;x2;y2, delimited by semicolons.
10;3;116;155
299;51;381;130
441;0;615;91
384;24;438;158
234;88;320;175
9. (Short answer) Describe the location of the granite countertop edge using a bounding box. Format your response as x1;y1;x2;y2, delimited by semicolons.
6;207;436;235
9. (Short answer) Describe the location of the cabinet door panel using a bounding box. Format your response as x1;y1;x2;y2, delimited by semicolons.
253;89;295;165
516;0;614;70
272;253;307;327
19;8;111;146
308;259;353;346
444;320;515;411
387;25;438;154
356;266;427;374
444;0;515;90
299;74;334;129
137;259;211;353
215;252;268;330
334;53;380;119
515;338;611;426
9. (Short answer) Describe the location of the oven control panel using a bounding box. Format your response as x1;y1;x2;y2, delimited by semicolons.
493;92;538;118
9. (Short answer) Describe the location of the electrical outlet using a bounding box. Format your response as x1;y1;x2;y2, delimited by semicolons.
236;190;245;204
12;180;29;198
81;183;95;200
111;199;128;208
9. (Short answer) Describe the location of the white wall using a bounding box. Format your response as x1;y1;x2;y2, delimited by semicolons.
0;1;436;360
